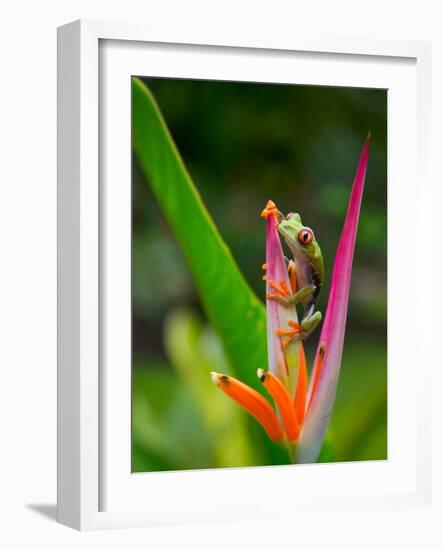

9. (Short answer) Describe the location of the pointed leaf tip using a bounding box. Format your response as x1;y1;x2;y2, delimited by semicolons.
296;137;370;463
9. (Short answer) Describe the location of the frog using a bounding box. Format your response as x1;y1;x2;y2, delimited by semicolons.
273;212;324;339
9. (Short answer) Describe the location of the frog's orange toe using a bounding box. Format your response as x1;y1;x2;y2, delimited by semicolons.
268;279;290;297
260;200;280;226
275;321;302;348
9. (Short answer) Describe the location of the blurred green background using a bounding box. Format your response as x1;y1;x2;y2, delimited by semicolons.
132;77;387;472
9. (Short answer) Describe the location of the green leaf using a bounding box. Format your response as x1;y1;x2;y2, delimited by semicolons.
316;439;337;463
132;77;266;392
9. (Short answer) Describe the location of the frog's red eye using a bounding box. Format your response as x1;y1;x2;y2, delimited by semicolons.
298;228;313;246
285;212;294;220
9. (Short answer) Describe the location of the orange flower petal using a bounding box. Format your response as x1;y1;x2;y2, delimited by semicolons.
211;372;284;441
258;369;299;441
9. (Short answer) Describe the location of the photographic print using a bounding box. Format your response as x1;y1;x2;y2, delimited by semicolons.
131;77;387;472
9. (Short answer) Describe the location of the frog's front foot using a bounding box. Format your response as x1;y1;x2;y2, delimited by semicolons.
266;282;316;309
266;279;291;304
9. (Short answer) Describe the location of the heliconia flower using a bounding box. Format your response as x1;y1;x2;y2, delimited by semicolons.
262;199;304;402
211;136;370;463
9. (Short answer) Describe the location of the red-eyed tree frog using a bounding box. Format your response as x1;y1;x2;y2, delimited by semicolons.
273;212;324;339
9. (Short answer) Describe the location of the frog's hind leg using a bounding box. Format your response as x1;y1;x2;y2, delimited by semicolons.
300;310;322;339
287;259;297;293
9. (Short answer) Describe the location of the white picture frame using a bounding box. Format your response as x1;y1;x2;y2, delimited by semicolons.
57;19;433;531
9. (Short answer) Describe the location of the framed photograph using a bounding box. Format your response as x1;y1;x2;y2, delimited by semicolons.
57;19;432;530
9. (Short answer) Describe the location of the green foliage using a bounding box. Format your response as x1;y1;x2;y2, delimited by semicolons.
317;440;337;463
132;77;266;393
163;309;255;467
132;363;214;471
132;308;279;471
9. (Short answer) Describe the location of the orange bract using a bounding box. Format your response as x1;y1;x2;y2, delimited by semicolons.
211;372;284;442
258;369;300;441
